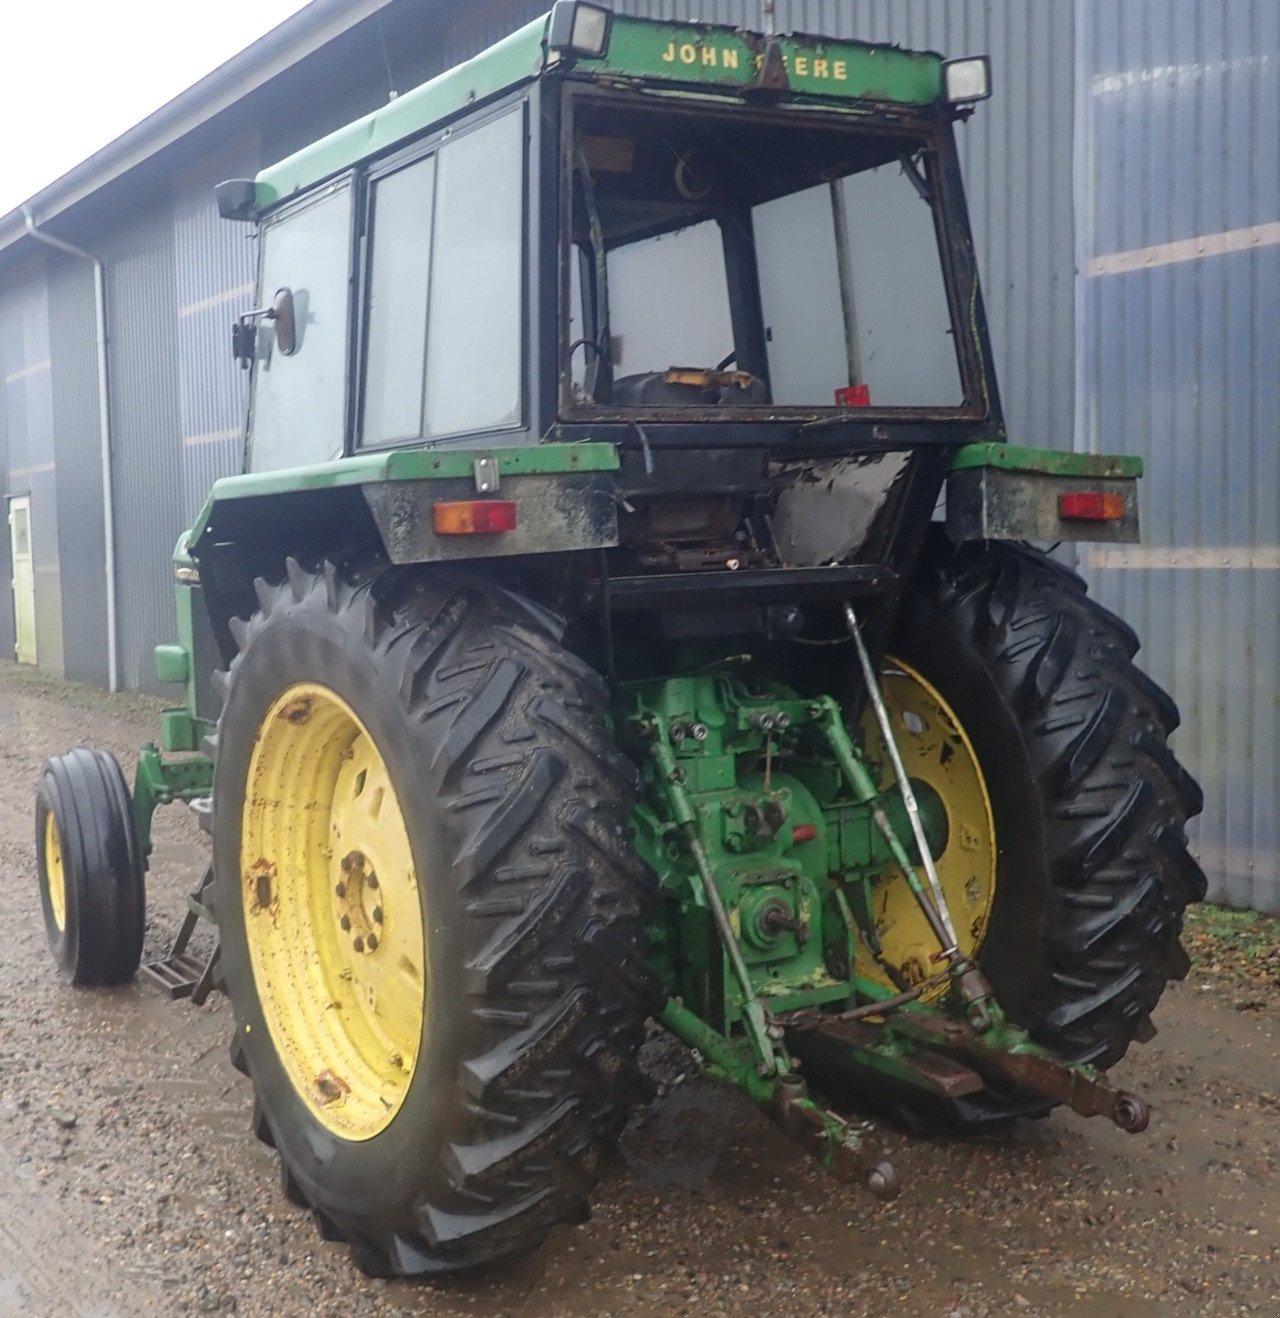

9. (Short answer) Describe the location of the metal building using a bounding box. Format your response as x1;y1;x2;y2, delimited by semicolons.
0;0;1274;910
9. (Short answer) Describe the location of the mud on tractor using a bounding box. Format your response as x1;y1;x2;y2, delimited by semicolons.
35;2;1204;1278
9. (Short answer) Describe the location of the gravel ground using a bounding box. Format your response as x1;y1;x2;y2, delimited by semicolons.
1;660;1277;1317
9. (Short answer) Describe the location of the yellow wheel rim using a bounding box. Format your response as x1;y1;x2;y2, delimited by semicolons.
44;811;67;933
855;657;997;1000
241;682;427;1141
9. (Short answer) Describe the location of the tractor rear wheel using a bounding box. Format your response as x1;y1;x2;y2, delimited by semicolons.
798;539;1205;1131
212;560;653;1276
35;748;146;985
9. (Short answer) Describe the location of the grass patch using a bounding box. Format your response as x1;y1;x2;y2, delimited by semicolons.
1183;902;1280;1007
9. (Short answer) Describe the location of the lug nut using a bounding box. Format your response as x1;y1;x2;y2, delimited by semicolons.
353;936;364;953
367;874;379;890
335;882;346;898
372;906;383;924
340;915;351;931
366;934;378;951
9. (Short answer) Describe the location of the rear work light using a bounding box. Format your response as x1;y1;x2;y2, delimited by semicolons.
546;1;612;58
1058;492;1126;522
433;500;518;535
942;56;992;105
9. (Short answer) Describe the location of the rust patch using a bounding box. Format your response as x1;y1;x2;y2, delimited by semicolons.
279;695;314;725
246;858;277;914
313;1069;350;1106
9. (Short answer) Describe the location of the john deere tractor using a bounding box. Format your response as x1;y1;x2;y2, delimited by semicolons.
35;2;1204;1278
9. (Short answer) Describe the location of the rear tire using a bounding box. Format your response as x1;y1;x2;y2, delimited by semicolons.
213;559;655;1276
798;540;1205;1132
35;748;145;985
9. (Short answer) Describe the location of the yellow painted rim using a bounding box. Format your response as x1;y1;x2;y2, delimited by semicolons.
44;810;67;933
241;682;427;1141
855;656;997;1000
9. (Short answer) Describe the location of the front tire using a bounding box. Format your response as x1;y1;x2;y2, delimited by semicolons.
213;560;653;1275
35;748;145;985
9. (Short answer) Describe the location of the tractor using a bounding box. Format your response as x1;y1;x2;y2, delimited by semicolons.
35;1;1204;1279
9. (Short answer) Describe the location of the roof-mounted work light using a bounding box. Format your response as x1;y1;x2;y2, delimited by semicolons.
547;1;613;59
942;56;992;105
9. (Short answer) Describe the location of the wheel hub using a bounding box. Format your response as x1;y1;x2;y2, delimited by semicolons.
335;851;385;953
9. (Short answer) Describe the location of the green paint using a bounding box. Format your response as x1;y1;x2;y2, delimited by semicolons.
624;666;954;1035
593;16;941;105
256;17;551;207
132;746;214;860
254;11;944;210
950;442;1143;479
187;443;619;545
153;645;189;685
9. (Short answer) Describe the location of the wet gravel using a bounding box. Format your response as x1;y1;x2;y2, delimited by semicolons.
0;661;1277;1316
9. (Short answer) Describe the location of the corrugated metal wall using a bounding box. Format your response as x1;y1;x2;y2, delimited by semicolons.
104;199;186;693
47;253;108;686
173;144;260;526
0;259;62;674
1076;0;1280;912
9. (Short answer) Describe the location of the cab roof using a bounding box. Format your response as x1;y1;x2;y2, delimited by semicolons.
254;9;943;210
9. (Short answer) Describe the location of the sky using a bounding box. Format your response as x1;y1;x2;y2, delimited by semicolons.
0;0;314;215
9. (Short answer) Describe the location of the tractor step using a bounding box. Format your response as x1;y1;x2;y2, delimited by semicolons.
140;948;209;1000
139;867;220;1006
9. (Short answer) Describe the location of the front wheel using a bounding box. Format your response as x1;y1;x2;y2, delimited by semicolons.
213;561;654;1275
797;540;1206;1131
35;748;145;985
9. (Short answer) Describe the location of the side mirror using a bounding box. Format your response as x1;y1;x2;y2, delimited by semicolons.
231;287;298;368
269;287;298;356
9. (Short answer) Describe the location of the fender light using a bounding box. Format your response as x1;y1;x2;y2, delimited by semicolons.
547;1;612;58
1058;492;1125;522
433;500;518;535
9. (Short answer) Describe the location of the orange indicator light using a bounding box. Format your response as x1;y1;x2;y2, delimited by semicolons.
432;500;518;535
1058;492;1125;522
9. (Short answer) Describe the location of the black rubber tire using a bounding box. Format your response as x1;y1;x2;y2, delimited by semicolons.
796;539;1206;1133
35;748;146;985
213;559;657;1277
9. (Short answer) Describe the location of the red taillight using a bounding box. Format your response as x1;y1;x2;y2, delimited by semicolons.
433;500;518;535
835;384;871;407
791;824;817;844
1058;491;1125;522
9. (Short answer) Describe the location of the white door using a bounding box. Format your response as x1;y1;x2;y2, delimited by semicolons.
8;496;36;665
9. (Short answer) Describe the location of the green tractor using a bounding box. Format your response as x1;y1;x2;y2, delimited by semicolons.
35;2;1204;1278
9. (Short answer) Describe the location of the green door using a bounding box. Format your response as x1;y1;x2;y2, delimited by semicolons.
8;496;36;665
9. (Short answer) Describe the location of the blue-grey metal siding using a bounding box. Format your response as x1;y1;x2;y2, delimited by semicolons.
47;252;109;686
103;199;186;694
173;146;260;525
1;259;62;674
1076;0;1280;911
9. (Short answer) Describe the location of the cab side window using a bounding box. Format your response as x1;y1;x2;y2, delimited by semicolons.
249;182;353;472
360;106;525;447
